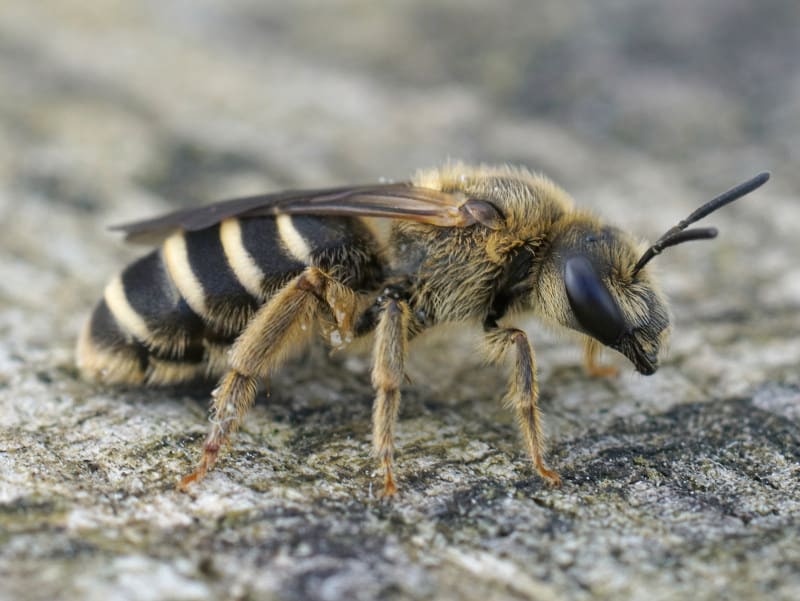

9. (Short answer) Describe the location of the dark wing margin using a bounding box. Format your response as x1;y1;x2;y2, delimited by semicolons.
111;183;504;244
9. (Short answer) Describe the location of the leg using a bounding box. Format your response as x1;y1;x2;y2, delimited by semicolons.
179;267;359;490
371;297;411;497
179;370;259;490
583;337;619;378
484;327;561;486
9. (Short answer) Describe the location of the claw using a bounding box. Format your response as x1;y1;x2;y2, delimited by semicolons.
177;440;219;492
586;363;619;378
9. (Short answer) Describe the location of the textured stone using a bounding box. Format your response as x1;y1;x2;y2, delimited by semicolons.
1;2;799;601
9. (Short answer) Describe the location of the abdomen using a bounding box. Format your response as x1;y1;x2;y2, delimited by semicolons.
77;215;382;385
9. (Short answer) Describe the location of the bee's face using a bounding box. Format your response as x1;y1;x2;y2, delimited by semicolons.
536;223;671;375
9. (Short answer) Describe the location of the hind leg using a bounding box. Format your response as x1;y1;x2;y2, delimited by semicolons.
178;267;360;490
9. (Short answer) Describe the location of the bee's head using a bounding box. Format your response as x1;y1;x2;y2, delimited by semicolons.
535;171;769;374
536;223;670;375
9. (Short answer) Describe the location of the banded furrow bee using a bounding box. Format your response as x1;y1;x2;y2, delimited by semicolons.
77;164;769;495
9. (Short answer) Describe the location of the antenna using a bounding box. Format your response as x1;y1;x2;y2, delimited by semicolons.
632;172;770;275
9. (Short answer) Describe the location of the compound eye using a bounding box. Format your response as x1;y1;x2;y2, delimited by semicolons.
564;256;626;346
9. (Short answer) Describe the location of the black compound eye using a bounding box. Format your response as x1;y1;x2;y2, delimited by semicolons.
564;256;627;346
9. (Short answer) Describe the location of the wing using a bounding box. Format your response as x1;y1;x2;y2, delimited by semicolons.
112;183;503;244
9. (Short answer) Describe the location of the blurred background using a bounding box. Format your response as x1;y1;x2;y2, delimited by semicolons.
1;2;799;601
1;0;799;343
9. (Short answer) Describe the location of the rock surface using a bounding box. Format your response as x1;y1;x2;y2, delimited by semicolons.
1;2;799;600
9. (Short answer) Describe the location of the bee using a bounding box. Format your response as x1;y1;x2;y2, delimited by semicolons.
77;164;769;496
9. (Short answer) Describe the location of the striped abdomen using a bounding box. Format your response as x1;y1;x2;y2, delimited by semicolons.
77;215;383;385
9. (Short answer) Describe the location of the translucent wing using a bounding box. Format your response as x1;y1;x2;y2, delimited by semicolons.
112;183;503;244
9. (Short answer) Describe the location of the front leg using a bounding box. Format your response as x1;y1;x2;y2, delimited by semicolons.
484;327;561;487
583;337;619;378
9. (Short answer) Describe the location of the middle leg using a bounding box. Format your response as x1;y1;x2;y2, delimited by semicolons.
370;296;411;497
